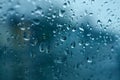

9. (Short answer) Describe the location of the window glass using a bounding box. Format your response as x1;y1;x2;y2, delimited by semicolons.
0;0;120;80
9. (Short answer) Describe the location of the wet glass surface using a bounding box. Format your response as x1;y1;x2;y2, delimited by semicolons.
0;0;120;80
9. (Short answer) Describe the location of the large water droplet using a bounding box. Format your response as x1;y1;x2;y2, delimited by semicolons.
59;10;65;17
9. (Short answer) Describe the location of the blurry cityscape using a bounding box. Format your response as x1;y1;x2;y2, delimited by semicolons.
0;0;120;80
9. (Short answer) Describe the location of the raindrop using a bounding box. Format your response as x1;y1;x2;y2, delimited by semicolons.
64;48;69;55
86;33;91;37
20;15;25;21
89;13;93;16
111;46;114;52
66;25;71;30
39;42;46;53
59;10;65;17
71;41;76;48
33;6;44;16
91;0;95;4
72;27;76;32
108;19;112;24
78;42;82;46
23;38;30;41
33;19;40;25
79;27;84;32
20;27;26;31
63;3;67;8
97;20;102;25
85;43;89;46
60;36;67;42
52;13;57;18
14;2;21;8
87;58;92;63
23;32;30;41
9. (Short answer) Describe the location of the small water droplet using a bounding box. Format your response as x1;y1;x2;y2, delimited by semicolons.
79;27;84;31
91;0;95;4
71;41;76;48
14;2;21;8
60;36;67;42
20;27;26;31
72;27;76;32
24;38;30;41
39;42;50;53
97;20;102;25
108;19;112;24
85;43;89;46
87;58;92;63
52;13;57;18
78;42;82;46
64;48;69;55
89;13;93;16
111;46;114;52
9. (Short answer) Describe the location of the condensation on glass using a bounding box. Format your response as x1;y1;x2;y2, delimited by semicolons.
0;0;120;80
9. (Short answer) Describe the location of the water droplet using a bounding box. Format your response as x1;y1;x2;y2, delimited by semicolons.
97;20;102;25
108;19;112;24
91;0;95;4
39;42;49;53
39;43;46;53
111;46;114;52
79;27;84;32
60;36;67;42
14;2;21;8
64;48;69;55
63;3;67;8
59;10;65;17
87;58;92;63
85;43;89;46
24;38;30;41
20;15;25;21
89;13;93;16
52;13;57;18
33;6;44;16
71;41;76;48
20;27;26;31
23;32;30;41
33;19;40;25
72;27;76;32
78;42;82;46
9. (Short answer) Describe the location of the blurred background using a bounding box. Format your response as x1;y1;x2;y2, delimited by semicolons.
0;0;120;80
